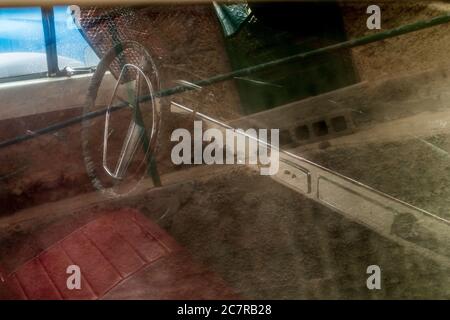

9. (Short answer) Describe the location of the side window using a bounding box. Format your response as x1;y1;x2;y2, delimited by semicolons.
54;5;99;69
0;7;47;79
0;6;98;82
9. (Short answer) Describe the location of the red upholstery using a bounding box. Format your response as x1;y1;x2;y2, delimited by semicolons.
0;208;236;300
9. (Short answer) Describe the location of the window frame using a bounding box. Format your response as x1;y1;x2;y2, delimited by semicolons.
41;6;59;77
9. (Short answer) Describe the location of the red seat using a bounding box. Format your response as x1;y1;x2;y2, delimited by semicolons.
0;208;236;300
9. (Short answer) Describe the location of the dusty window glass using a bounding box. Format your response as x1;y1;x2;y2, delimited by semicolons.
0;1;449;301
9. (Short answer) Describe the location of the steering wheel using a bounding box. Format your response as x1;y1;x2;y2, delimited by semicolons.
82;41;162;197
